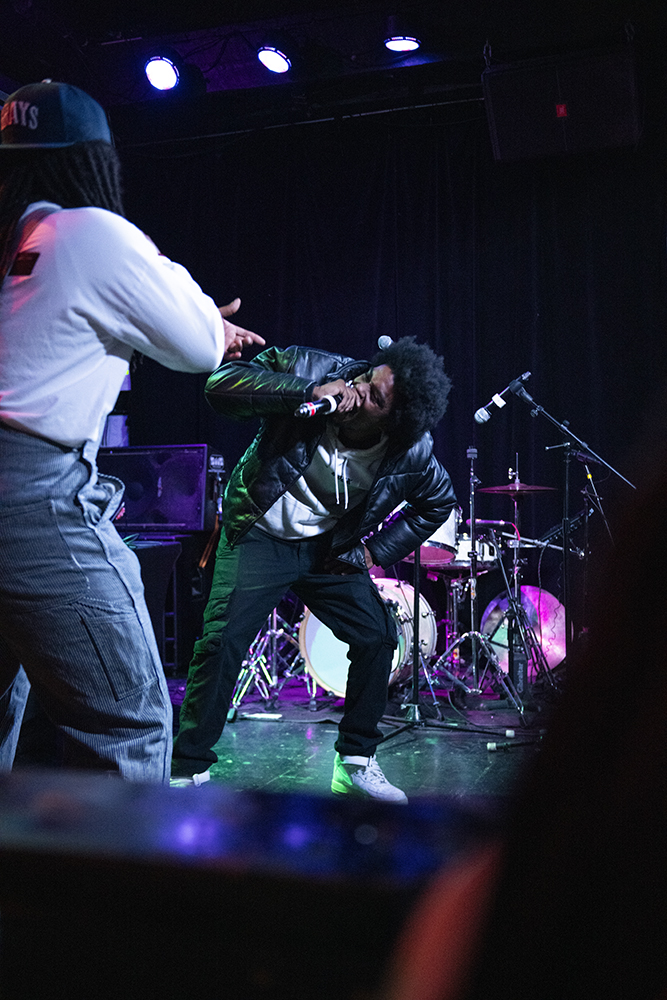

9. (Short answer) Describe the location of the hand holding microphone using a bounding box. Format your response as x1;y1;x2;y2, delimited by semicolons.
295;335;392;417
294;378;357;418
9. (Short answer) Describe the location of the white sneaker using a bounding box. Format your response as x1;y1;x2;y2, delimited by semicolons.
331;754;408;804
169;769;211;788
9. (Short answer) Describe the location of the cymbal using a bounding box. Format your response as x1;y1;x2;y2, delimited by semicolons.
478;482;556;496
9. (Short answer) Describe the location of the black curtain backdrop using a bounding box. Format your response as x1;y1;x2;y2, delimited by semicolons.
120;88;667;618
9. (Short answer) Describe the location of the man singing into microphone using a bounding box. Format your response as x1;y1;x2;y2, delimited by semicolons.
171;339;456;801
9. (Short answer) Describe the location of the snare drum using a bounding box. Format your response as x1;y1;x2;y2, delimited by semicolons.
450;533;497;569
299;579;437;697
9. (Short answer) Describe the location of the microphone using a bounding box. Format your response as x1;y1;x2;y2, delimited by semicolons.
294;395;339;418
377;336;393;350
466;519;510;527
474;371;531;424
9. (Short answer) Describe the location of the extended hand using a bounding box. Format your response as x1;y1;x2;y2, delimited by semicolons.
219;298;266;360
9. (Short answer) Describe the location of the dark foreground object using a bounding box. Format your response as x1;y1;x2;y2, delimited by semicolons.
0;770;496;1000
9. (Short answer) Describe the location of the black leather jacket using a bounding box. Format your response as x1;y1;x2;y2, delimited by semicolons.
205;345;457;570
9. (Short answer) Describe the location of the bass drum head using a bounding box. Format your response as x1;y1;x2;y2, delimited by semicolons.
372;579;437;684
480;585;566;677
299;580;437;697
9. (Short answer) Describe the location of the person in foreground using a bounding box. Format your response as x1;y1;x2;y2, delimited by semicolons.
0;81;264;783
171;338;456;800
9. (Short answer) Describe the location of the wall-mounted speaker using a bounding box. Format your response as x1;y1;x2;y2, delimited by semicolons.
97;444;224;533
482;47;641;162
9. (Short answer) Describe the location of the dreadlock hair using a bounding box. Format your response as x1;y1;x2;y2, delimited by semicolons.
0;139;124;283
372;336;452;447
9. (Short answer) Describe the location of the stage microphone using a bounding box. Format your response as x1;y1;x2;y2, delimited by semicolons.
294;395;340;418
295;377;356;418
466;519;510;527
377;336;393;350
474;371;531;424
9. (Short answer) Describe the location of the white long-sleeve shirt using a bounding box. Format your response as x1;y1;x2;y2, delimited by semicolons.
0;201;226;448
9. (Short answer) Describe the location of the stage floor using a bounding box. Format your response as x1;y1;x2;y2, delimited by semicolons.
168;671;554;810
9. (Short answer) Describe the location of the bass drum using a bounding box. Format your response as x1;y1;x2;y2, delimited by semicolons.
299;580;437;698
480;585;566;677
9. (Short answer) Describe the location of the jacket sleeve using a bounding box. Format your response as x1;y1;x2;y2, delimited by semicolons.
204;346;320;420
363;455;458;568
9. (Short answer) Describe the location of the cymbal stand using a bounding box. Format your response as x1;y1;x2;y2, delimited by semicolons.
228;609;302;719
421;447;487;697
466;446;482;687
426;448;526;717
495;466;543;696
484;527;551;691
428;620;525;715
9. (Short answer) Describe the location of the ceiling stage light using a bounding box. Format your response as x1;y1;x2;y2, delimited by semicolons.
257;46;291;74
384;15;421;53
145;55;180;91
384;35;420;52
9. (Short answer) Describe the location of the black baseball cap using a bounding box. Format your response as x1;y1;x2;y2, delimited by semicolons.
0;81;112;149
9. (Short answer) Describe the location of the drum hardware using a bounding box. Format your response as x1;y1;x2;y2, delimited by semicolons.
434;448;525;709
428;627;523;712
228;609;303;720
382;447;529;733
419;530;497;680
465;446;484;691
480;585;566;677
441;576;466;663
498;531;585;559
484;529;552;698
477;463;555;696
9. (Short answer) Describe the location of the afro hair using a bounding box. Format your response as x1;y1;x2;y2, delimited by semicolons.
372;336;452;447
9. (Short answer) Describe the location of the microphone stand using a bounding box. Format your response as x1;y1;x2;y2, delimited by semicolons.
380;544;451;740
509;381;635;665
402;545;426;724
467;446;481;688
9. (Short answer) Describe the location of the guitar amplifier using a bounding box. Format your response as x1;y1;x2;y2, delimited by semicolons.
97;444;225;532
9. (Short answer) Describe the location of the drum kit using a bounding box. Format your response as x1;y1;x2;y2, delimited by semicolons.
230;473;568;717
397;476;568;709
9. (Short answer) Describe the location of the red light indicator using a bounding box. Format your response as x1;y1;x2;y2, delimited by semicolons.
556;103;568;118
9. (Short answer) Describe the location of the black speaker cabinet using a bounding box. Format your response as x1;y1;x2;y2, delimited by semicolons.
97;444;224;532
482;47;641;162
